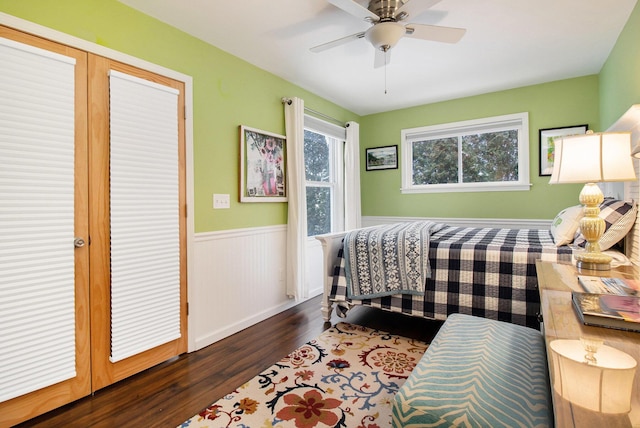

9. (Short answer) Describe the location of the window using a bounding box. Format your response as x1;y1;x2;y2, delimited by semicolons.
304;115;345;236
401;112;530;193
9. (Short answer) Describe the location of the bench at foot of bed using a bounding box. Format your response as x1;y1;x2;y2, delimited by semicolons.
392;313;553;428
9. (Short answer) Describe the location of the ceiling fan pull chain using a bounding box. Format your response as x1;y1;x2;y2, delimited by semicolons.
384;50;388;94
384;63;387;94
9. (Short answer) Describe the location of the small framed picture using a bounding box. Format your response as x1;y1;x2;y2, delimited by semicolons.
539;124;588;176
240;125;287;202
366;145;398;171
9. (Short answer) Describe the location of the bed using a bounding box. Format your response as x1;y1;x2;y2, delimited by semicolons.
316;199;637;329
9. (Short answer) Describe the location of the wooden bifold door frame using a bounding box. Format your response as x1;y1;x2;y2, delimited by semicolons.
0;21;192;426
88;54;188;392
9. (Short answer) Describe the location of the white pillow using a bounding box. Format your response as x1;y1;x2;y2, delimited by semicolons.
550;205;583;246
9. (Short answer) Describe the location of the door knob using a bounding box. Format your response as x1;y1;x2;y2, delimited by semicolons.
74;237;86;248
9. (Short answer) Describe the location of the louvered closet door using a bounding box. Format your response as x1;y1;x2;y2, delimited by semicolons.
88;56;187;391
0;26;91;426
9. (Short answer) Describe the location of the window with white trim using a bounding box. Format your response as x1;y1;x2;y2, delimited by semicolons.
401;112;530;193
304;115;345;236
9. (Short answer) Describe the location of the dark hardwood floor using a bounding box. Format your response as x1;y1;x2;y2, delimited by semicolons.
15;295;443;428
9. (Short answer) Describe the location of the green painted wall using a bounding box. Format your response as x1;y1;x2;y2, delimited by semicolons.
359;76;599;219
1;0;636;227
0;0;359;233
600;1;640;128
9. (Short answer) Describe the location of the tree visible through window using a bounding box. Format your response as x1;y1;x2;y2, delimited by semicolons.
412;131;519;185
412;138;458;185
304;114;345;236
304;130;331;236
402;113;529;193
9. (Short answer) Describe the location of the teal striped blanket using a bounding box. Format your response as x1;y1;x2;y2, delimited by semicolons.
344;221;445;299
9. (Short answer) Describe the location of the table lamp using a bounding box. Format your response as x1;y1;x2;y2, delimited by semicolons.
549;131;636;270
550;339;637;414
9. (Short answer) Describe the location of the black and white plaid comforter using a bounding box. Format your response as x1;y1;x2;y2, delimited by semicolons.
330;224;574;328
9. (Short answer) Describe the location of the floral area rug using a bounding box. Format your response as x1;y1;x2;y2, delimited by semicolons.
178;322;428;428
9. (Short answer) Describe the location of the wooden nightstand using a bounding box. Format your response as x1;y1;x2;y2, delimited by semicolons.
536;260;640;428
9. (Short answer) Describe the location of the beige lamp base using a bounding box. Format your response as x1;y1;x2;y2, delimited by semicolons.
575;247;612;271
575;183;611;271
576;259;611;272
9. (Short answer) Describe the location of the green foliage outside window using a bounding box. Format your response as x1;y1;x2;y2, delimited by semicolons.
412;130;519;185
306;187;331;236
304;130;332;236
462;131;518;182
412;138;458;185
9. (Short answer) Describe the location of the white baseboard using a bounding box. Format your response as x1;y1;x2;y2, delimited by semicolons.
194;299;299;350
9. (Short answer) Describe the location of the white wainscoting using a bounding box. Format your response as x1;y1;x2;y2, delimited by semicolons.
191;225;323;351
192;225;290;350
191;216;553;351
362;216;553;229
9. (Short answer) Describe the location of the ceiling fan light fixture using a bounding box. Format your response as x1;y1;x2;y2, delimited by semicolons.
365;21;406;51
315;0;466;67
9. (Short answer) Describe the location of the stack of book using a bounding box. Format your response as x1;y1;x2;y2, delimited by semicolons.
573;276;640;332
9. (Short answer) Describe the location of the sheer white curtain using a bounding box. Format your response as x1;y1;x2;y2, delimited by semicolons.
345;121;362;230
283;97;307;299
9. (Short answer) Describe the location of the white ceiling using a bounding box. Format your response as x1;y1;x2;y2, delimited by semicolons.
118;0;637;116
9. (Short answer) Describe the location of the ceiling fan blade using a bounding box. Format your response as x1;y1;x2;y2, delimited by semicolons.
395;0;442;21
328;0;379;22
373;48;391;68
405;23;466;43
310;32;365;53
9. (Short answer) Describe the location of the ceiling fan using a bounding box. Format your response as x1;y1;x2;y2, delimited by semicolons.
311;0;466;67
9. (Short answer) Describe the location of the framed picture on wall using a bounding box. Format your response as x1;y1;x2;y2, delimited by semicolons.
240;125;287;202
538;124;588;176
366;145;398;171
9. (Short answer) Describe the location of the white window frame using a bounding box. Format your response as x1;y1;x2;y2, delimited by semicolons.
401;112;530;193
304;115;345;236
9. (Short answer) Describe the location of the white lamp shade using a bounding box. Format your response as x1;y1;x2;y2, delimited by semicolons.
550;339;637;413
549;132;636;184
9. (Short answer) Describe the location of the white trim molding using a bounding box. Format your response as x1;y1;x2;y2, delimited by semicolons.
362;216;552;230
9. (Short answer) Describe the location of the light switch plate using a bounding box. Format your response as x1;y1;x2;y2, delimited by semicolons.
213;193;230;209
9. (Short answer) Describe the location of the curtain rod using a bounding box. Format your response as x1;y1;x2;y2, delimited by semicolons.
282;97;348;127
